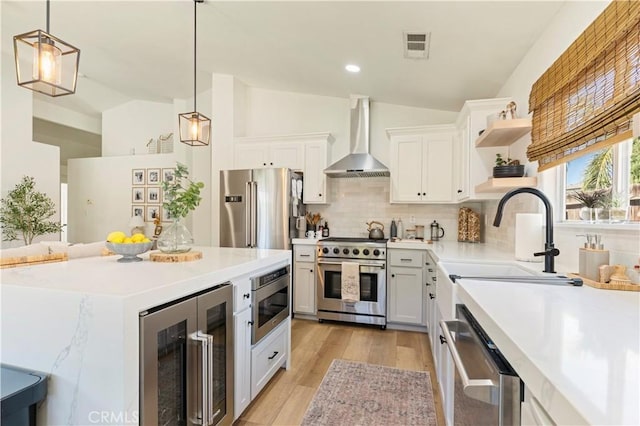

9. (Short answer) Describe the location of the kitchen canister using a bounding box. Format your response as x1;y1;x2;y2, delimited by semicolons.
515;213;543;262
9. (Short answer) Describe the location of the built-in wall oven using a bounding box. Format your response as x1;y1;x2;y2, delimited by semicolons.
440;304;521;425
139;283;234;426
316;238;387;328
251;265;290;344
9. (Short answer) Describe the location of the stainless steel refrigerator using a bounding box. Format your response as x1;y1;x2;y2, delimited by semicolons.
220;168;303;249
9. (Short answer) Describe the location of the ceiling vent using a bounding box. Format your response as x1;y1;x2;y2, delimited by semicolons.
403;32;431;59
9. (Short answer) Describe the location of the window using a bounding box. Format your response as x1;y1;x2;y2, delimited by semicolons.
562;137;639;223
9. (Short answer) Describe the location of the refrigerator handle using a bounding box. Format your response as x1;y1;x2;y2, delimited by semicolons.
245;182;252;247
189;331;210;425
251;181;258;247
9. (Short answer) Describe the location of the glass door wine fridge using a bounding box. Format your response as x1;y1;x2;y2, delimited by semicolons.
139;283;234;426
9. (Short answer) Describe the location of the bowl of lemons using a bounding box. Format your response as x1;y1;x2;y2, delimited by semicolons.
105;231;153;263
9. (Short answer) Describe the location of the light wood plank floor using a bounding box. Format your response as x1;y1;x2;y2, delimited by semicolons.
235;319;445;426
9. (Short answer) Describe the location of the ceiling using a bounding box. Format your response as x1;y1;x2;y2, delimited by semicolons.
2;1;569;119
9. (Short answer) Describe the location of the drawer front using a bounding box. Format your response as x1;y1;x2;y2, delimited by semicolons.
251;321;288;399
294;245;316;262
234;276;252;313
389;249;424;268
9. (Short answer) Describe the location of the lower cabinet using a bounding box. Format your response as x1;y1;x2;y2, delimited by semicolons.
436;305;454;426
387;248;426;326
233;308;252;420
521;385;557;425
293;244;316;315
251;318;289;399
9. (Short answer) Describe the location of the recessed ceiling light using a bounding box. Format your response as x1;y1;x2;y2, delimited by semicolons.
345;64;360;73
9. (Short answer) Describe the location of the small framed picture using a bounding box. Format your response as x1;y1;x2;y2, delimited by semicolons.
132;169;145;185
161;207;174;223
132;206;144;218
147;187;161;204
132;187;145;204
146;205;161;222
147;168;161;185
162;168;175;184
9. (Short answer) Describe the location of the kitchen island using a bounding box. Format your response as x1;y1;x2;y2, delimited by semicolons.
0;246;291;425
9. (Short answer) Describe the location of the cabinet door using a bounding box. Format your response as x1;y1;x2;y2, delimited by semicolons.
423;136;454;202
293;261;316;314
388;266;424;324
303;140;328;204
270;143;304;170
234;143;268;169
233;308;252;420
455;119;470;201
390;135;423;202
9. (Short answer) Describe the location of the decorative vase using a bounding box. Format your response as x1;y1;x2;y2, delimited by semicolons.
579;207;599;223
157;219;193;253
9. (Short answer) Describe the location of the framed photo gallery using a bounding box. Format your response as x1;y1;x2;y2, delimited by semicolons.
131;168;175;222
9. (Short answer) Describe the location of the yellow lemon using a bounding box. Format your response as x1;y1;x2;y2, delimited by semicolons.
131;233;145;242
123;237;134;244
107;231;126;243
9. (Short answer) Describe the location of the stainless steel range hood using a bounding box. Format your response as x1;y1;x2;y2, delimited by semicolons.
324;96;390;178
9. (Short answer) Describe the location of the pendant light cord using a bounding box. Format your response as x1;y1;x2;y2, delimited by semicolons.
193;0;197;112
46;0;50;33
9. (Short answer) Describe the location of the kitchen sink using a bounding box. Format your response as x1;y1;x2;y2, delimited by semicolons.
439;261;538;277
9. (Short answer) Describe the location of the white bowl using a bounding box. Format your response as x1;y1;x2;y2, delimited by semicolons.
105;241;153;262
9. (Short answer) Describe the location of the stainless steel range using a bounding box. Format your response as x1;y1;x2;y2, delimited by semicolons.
316;237;387;328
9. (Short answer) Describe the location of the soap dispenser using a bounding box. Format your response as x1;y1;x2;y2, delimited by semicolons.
578;234;609;281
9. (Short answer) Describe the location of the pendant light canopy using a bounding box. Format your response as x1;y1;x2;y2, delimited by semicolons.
13;0;80;97
179;0;210;147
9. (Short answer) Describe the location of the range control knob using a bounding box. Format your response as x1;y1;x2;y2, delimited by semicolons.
373;249;381;256
352;248;360;255
322;247;329;254
333;248;340;254
363;249;370;256
343;248;350;255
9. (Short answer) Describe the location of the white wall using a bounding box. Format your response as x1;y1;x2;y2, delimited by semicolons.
67;154;180;243
484;0;639;274
1;48;61;248
102;100;174;156
33;99;101;135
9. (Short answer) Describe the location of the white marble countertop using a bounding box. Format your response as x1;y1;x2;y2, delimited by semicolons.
291;238;321;245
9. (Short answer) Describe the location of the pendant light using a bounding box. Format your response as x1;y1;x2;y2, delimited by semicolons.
13;0;80;97
179;0;210;146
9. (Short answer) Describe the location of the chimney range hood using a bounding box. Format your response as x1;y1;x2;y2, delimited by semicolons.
324;95;390;178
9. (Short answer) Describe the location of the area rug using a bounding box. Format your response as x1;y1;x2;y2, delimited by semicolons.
301;359;437;426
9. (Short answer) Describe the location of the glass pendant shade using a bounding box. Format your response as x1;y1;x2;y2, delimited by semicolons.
14;30;79;97
179;111;211;146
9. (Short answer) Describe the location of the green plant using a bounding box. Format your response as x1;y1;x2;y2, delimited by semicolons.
495;153;520;166
161;163;205;220
0;176;64;245
572;188;609;208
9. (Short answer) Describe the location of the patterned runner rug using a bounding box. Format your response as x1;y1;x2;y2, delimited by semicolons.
301;359;437;426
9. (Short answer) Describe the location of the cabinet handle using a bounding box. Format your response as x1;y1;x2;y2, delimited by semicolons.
263;162;267;166
400;258;412;262
439;335;447;345
299;254;310;257
425;282;430;286
432;277;436;281
310;269;313;273
268;351;279;360
417;192;420;196
243;293;250;299
425;262;430;265
429;293;435;299
428;268;434;272
422;192;426;196
391;274;395;278
270;162;273;166
457;189;462;193
318;193;322;197
248;320;254;326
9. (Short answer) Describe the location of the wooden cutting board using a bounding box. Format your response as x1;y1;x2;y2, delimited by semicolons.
150;251;202;263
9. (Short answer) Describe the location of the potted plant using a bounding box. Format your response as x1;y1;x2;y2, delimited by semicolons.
157;163;205;253
572;188;609;223
607;195;627;223
0;176;64;245
493;153;525;178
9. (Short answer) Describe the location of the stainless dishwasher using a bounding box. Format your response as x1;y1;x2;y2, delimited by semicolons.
440;304;521;425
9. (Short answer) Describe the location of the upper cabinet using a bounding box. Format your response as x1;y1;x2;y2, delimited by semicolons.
455;98;536;200
387;125;456;204
233;132;332;204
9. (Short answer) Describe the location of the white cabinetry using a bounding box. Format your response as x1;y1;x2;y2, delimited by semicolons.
387;125;456;204
293;244;316;315
233;133;331;204
233;275;253;420
387;249;427;325
251;318;289;399
521;385;557;425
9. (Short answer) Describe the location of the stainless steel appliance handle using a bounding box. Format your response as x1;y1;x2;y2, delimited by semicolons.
190;331;210;425
317;260;385;269
206;333;214;425
251;181;258;247
439;320;497;399
245;182;251;247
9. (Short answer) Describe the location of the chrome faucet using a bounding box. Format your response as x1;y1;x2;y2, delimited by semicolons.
493;187;560;273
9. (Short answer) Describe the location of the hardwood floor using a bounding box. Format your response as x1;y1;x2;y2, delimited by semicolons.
235;318;445;426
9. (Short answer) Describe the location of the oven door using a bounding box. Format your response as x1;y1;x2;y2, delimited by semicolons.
316;259;386;316
251;275;290;344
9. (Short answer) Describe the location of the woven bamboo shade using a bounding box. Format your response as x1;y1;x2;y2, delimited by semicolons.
528;0;640;171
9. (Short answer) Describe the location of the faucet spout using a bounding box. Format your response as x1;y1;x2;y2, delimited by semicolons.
493;187;559;273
